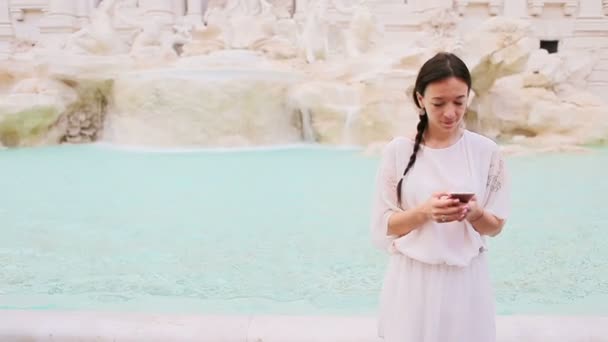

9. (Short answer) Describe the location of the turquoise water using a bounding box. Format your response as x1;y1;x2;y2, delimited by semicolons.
0;145;607;315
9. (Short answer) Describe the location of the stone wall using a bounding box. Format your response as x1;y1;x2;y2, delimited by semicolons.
1;2;607;90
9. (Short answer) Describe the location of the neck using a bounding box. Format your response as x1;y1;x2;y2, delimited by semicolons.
424;126;463;148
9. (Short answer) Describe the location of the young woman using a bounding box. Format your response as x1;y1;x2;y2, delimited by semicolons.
370;52;510;342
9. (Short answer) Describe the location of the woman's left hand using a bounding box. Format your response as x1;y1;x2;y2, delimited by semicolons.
462;195;483;222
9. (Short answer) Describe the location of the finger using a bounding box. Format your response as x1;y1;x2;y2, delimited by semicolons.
436;213;465;223
435;205;467;215
435;198;461;208
457;211;468;221
451;211;468;221
432;191;450;199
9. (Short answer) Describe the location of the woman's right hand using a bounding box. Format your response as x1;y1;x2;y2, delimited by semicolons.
419;192;468;223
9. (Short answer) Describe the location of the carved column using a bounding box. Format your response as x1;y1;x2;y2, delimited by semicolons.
0;0;13;42
293;0;308;21
39;0;78;33
185;0;203;24
174;0;186;17
76;0;92;28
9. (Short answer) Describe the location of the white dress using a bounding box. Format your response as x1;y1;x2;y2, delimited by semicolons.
370;130;510;342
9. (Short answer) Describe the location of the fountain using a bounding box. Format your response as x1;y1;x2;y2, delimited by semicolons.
1;3;608;342
0;0;606;152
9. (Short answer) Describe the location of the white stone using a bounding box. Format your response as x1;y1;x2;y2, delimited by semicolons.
0;0;605;150
1;311;608;342
0;93;68;147
104;66;304;147
0;0;13;44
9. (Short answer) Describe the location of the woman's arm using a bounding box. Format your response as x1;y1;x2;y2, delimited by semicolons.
467;206;505;237
387;206;428;237
389;193;468;236
467;147;510;237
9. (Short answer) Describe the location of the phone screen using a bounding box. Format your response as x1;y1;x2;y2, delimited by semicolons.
450;193;474;203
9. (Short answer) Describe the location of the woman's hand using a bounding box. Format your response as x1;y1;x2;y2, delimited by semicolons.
464;195;504;236
419;192;468;223
464;195;484;222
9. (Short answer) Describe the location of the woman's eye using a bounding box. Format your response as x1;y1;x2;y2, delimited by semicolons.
432;103;444;107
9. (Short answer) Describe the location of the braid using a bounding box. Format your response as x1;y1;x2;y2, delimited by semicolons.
396;113;428;204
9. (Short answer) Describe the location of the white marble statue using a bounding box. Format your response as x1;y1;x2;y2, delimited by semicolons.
65;0;129;55
343;0;383;58
299;0;330;63
0;0;606;151
203;0;276;48
410;6;463;57
130;21;192;63
180;22;226;56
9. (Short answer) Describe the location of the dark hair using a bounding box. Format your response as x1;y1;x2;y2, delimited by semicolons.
396;52;472;204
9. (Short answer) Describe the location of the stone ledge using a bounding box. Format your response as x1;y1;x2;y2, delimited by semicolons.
1;310;607;342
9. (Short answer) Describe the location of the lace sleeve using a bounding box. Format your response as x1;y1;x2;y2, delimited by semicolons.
370;142;403;253
482;148;511;220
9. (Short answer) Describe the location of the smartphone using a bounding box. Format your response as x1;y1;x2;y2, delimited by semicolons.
449;192;475;203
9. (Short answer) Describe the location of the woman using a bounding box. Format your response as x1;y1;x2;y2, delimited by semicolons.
370;52;510;342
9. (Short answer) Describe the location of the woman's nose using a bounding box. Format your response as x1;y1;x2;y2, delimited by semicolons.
443;105;457;119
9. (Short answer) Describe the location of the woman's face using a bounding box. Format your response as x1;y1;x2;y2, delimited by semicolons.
416;77;469;134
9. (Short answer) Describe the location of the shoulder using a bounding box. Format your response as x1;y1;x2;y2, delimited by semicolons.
382;136;414;155
464;130;500;154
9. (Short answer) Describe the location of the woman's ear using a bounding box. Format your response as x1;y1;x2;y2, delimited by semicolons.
416;92;424;110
